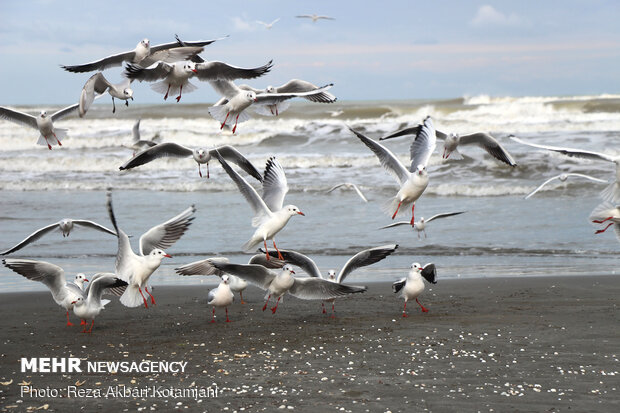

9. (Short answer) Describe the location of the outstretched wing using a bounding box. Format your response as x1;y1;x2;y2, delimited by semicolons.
61;50;136;73
349;127;410;185
337;244;398;284
2;258;66;295
175;257;229;276
0;107;38;129
139;205;196;255
460;132;517;167
288;277;367;300
260;248;323;278
125;62;173;82
208;261;276;290
425;211;466;223
119;142;193;171
261;157;289;212
193;60;273;81
212;145;263;182
409;116;437;170
510;136;616;163
0;223;59;255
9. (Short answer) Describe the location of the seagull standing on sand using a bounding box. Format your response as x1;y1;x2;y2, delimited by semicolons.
0;104;79;149
206;274;234;323
350;116;436;225
210;262;367;314
79;72;133;117
392;263;437;317
2;259;89;326
380;211;466;238
589;202;620;240
119;143;263;180
525;173;608;199
510;136;620;203
70;273;128;333
326;183;368;203
261;245;397;317
213;153;304;261
60;37;221;72
1;218;117;256
106;192;195;308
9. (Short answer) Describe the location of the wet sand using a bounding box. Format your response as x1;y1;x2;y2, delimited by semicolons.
0;275;618;412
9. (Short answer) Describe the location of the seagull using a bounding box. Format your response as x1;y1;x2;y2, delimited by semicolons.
70;273;128;333
106;192;195;308
326;183;368;203
215;79;337;117
525;173;608;199
210;262;367;314
1;218;117;256
296;14;335;22
175;254;285;304
392;263;437;317
0;104;79;149
127;119;162;155
261;245;398;317
214;153;304;260
589;202;620;240
125;59;273;102
510;136;620;203
379;211;466;238
119;143;263;180
60;37;222;73
350;116;436;225
381;125;516;167
79;72;133;117
2;259;90;326
208;80;333;133
205;274;235;323
256;18;280;29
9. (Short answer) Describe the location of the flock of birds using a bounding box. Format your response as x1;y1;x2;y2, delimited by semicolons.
2;30;619;333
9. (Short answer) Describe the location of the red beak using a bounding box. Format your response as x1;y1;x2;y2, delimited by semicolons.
192;69;198;73
297;211;305;216
84;279;89;282
164;254;172;258
291;270;295;274
71;301;77;304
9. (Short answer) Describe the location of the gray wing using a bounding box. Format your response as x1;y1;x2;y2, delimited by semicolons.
288;278;367;300
107;192;139;282
88;272;127;296
193;60;273;81
72;220;118;236
208;262;276;290
326;183;367;202
459;132;517;167
208;79;242;99
212;150;272;223
61;50;136;73
153;37;224;52
525;175;563;199
261;157;288;212
2;258;66;294
409;116;437;170
211;145;263;182
392;277;406;293
139;205;196;255
0;222;59;255
254;84;334;105
260;248;323;278
510;136;616;163
349;127;410;185
381;125;448;141
274;80;337;103
119;142;193;171
86;275;128;305
337;244;398;284
124;62;173;82
425;211;466;223
175;257;229;276
140;46;204;67
0;107;38;129
79;72;112;117
51;103;79;122
132;119;141;142
236;84;263;93
378;221;411;230
247;253;286;269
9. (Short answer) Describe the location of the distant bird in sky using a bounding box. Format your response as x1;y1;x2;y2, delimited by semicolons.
60;37;221;73
326;183;368;203
256;18;280;29
0;104;79;149
379;211;465;238
393;262;437;317
525;173;607;199
296;14;335;23
79;72;133;117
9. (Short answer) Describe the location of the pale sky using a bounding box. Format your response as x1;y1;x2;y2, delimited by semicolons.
1;0;619;105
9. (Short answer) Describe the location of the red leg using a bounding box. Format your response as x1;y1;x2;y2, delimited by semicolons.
416;297;429;313
198;164;202;178
220;112;230;129
225;307;231;323
44;136;52;150
330;303;336;319
210;307;216;323
138;287;149;308
271;296;281;314
392;201;402;220
176;85;183;102
207;162;210;179
593;217;613;224
87;320;94;333
322;302;326;314
164;84;170;100
145;286;156;305
53;132;62;146
66;311;74;327
595;223;614;234
80;319;86;326
232;114;240;134
239;291;246;305
410;204;415;225
402;301;408;318
272;240;284;260
264;240;270;261
262;294;271;311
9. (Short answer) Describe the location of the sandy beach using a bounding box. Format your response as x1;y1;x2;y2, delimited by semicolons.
0;275;618;412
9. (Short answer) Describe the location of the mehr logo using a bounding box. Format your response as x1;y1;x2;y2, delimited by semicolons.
21;358;82;373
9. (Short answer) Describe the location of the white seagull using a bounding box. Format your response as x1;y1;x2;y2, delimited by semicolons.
256;18;280;29
125;59;273;102
79;72;133;117
0;104;79;149
1;218;117;256
70;273;128;333
380;211;466;238
326;183;368;203
127;119;162;155
381;125;517;167
206;274;235;323
175;254;285;304
511;136;620;203
210;262;367;314
525;173;608;199
119;143;263;180
392;263;437;317
60;37;222;72
106;192;195;308
296;14;335;22
2;259;90;326
261;244;398;316
213;152;304;260
589;202;620;240
350;116;436;225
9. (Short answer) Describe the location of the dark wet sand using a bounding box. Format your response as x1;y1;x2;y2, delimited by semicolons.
0;275;619;412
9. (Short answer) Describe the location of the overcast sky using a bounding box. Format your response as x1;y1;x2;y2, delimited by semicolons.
1;0;619;105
